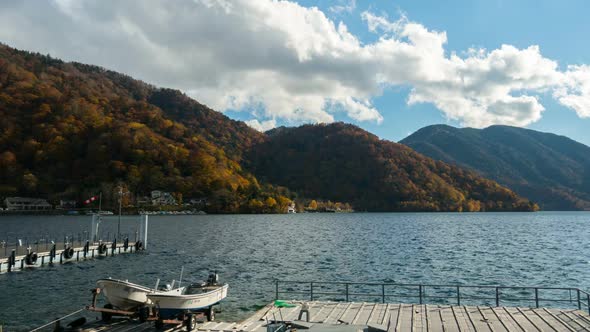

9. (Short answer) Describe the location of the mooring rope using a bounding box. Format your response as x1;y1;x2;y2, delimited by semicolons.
29;308;85;332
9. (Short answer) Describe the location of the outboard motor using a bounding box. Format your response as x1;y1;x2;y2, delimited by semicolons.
158;283;172;291
207;272;219;286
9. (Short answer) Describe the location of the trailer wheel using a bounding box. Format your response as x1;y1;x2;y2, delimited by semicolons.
101;304;113;322
186;313;197;331
138;306;149;322
206;306;215;321
155;319;164;330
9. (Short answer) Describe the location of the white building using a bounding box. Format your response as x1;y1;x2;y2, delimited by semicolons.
150;190;177;206
4;197;52;211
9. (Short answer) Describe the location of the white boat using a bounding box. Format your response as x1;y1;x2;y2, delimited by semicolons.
96;278;154;310
148;273;228;319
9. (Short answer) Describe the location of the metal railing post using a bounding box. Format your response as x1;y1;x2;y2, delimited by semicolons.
587;294;589;315
457;286;460;306
495;287;500;307
310;282;314;301
577;289;581;310
345;283;349;302
535;288;539;308
419;285;423;304
382;284;385;303
275;280;279;300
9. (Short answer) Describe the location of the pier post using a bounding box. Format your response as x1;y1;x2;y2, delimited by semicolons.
8;249;15;272
345;283;349;302
49;244;56;264
419;285;423;304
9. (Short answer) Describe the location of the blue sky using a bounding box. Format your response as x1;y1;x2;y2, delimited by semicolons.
228;0;590;144
1;0;589;145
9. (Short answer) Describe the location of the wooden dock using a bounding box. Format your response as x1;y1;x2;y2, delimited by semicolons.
75;300;590;332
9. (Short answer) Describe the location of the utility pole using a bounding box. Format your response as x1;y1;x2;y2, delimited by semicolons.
118;186;123;239
98;192;102;214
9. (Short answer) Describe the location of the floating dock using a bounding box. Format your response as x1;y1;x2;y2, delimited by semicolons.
0;239;143;273
68;300;590;332
0;214;148;273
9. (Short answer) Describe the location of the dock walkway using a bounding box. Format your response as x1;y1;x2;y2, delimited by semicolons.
0;241;139;273
78;300;590;332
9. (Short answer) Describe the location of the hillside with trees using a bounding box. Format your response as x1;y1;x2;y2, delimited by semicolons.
401;124;590;210
246;123;538;212
0;44;537;212
0;44;287;213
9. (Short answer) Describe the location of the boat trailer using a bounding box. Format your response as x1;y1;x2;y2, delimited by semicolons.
86;288;212;331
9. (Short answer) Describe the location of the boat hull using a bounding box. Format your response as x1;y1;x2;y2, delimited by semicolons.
148;284;228;318
97;279;153;310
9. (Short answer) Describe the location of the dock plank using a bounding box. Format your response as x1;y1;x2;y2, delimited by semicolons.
424;305;444;332
439;305;460;332
454;305;477;332
555;309;590;331
477;307;507;332
490;307;522;332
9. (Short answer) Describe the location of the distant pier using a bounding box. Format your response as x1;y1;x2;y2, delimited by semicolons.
0;214;148;273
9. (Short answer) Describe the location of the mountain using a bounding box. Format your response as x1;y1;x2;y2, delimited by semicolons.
401;124;590;210
246;123;537;212
0;44;289;213
0;43;536;212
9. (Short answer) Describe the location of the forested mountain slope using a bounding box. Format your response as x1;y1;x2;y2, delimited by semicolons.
0;44;537;212
246;123;537;212
402;124;590;210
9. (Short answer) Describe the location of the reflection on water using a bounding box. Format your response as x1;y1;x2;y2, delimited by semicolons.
0;212;589;330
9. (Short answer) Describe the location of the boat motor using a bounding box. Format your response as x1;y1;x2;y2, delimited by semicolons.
158;283;172;291
207;272;219;285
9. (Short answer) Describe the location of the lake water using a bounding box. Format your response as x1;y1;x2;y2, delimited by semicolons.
0;212;589;331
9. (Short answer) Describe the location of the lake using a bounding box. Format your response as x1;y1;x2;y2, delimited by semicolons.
0;212;589;330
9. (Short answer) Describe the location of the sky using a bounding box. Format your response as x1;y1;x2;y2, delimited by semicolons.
0;0;589;145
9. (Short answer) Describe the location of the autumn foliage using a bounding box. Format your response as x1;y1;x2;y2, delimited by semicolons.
0;44;537;212
247;123;539;212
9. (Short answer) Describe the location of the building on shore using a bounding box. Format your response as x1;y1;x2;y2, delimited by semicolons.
58;200;77;209
4;197;53;211
150;190;177;206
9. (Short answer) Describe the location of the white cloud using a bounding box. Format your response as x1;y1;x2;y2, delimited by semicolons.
555;65;590;118
329;0;356;14
0;0;587;130
245;119;277;132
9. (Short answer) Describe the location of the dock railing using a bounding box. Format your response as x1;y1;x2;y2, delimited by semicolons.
275;280;590;314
